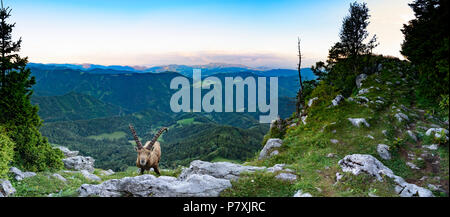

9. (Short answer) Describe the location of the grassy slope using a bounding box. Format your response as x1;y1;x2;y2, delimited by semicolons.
223;60;449;197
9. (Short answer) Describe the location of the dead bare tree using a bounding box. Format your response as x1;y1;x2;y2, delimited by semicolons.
296;37;304;117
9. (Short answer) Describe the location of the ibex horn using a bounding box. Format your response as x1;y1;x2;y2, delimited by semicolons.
147;127;168;149
129;124;143;149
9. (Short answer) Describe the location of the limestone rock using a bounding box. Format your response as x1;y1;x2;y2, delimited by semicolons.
259;139;283;160
62;156;95;173
78;174;232;197
338;154;433;197
425;128;449;140
308;97;318;107
293;190;312;197
348;118;370;128
9;167;36;181
81;170;101;181
56;146;79;158
394;113;409;122
377;144;391;160
356;74;368;89
275;173;297;182
331;95;344;106
0;179;15;197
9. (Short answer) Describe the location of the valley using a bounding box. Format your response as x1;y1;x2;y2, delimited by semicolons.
29;63;314;171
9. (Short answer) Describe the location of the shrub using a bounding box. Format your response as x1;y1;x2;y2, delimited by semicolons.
0;128;14;179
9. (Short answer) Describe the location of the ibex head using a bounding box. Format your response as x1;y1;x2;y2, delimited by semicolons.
129;124;168;173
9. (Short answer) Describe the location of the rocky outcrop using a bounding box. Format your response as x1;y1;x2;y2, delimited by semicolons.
9;167;36;181
78;174;232;197
77;160;296;197
338;154;433;197
56;146;79;158
179;160;291;181
59;146;96;173
259;139;283;160
0;179;15;197
62;156;95;173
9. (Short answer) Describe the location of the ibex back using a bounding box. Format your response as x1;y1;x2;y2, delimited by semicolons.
129;124;168;175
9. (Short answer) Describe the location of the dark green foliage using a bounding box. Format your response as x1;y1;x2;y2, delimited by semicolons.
0;3;63;172
31;92;125;122
401;0;449;106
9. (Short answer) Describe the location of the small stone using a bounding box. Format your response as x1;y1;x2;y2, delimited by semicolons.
80;170;101;181
275;173;297;182
406;162;420;170
330;139;339;144
348;118;370;128
293;190;312;197
377;144;391;160
423;144;439;151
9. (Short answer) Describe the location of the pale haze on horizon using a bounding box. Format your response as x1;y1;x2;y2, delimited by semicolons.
9;0;415;69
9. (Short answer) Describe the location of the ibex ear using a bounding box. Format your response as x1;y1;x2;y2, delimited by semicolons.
134;146;139;151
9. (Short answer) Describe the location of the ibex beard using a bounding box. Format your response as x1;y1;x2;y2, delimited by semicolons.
129;124;168;175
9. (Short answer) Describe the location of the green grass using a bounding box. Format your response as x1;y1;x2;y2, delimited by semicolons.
10;171;100;197
220;172;297;197
176;118;195;125
87;131;127;141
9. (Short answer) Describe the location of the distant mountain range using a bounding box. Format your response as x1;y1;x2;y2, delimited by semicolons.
27;62;316;79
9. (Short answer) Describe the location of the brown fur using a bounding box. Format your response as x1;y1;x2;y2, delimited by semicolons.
129;125;167;175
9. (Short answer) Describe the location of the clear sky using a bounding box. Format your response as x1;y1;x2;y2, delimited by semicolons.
8;0;414;69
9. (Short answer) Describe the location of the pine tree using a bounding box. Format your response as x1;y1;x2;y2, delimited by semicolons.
401;0;449;104
328;1;378;63
0;1;63;171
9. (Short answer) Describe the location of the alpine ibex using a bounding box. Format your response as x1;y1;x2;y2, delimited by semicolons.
129;124;168;175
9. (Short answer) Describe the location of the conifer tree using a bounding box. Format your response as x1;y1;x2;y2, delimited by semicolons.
0;1;63;171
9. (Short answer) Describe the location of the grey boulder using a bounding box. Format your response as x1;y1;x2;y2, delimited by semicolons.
78;174;231;197
9;167;36;181
62;156;95;173
56;146;79;158
338;154;433;197
0;179;15;197
377;144;391;160
259;139;283;160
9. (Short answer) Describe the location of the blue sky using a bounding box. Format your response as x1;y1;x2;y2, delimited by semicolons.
8;0;414;68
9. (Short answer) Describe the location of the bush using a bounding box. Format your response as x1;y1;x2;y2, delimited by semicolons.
6;125;64;172
0;128;14;179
